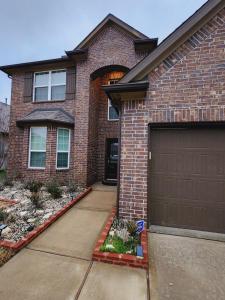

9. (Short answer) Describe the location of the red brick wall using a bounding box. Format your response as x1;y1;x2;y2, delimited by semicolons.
119;8;225;221
8;23;147;185
7;72;75;183
74;23;148;185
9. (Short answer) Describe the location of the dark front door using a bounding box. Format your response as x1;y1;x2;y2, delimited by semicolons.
105;138;118;181
149;127;225;233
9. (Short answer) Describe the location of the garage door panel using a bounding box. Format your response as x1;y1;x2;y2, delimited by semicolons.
149;128;225;233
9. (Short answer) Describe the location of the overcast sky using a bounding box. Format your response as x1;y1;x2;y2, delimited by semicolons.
0;0;207;103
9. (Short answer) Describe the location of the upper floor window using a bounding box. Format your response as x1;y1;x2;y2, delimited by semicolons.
108;79;119;121
29;127;47;169
33;70;66;102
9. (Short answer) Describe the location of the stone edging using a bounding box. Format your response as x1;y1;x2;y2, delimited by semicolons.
0;187;92;251
0;198;17;206
92;208;149;269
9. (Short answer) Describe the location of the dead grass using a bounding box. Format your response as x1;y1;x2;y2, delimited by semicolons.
0;247;14;267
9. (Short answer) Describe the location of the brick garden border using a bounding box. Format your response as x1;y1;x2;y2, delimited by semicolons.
92;208;149;269
0;187;92;251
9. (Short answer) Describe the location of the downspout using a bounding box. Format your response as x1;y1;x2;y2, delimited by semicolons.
116;102;122;218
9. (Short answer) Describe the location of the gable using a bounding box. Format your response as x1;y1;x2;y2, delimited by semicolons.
120;0;225;83
74;14;148;50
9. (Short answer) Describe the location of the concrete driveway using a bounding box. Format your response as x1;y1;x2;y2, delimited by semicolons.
0;184;148;300
149;233;225;300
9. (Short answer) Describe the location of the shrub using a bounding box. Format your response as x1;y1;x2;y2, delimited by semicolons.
30;192;42;209
126;220;138;237
68;182;79;193
3;178;13;187
0;209;8;223
46;181;62;199
24;180;43;193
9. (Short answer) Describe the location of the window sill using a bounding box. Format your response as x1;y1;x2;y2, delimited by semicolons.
56;168;70;171
32;100;65;104
28;167;45;170
108;119;119;122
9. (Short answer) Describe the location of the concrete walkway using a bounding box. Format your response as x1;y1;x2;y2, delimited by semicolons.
149;233;225;300
0;183;148;300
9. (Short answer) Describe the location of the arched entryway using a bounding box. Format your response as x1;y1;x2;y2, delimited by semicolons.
87;65;129;185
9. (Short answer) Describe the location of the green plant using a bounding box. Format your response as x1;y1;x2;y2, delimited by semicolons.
24;180;43;193
6;213;16;223
126;220;138;237
68;182;79;193
0;209;8;223
46;181;62;199
3;177;13;187
100;235;136;255
30;192;42;208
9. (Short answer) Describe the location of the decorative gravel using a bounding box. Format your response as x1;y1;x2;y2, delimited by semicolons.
0;182;83;242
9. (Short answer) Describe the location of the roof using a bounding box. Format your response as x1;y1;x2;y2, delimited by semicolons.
120;0;225;83
17;108;74;127
74;13;149;50
0;57;71;76
0;14;153;76
0;102;10;133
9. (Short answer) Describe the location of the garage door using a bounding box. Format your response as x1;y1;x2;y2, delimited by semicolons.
149;127;225;233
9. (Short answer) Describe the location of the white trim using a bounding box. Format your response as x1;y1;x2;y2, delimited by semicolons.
28;126;47;169
33;69;66;102
107;98;119;121
107;79;119;121
56;128;71;170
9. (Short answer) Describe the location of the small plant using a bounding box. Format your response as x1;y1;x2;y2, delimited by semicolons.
24;180;43;193
126;220;138;237
46;181;62;199
30;192;42;209
68;182;79;193
0;209;8;223
3;177;13;187
116;228;130;242
6;213;16;223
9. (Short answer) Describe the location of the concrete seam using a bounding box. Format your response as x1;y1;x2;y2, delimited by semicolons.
74;261;93;300
25;247;91;262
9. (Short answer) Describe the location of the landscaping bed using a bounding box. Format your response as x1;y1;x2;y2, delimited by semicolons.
0;247;14;267
93;208;149;269
0;179;89;249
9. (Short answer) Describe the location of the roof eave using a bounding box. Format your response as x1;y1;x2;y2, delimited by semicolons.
0;57;72;76
16;119;74;127
102;80;149;102
120;0;225;83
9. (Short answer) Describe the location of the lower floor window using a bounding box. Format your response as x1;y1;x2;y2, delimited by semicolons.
29;127;47;168
56;128;70;169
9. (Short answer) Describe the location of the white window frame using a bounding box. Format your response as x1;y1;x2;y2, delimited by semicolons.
56;128;71;170
28;126;47;169
33;69;66;102
107;79;119;121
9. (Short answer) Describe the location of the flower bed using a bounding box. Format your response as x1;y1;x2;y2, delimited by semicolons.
93;208;149;269
0;180;91;250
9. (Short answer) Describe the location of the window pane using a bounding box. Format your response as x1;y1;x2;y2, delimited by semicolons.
35;72;49;86
30;152;46;168
30;127;47;151
51;85;66;100
35;87;48;101
51;71;66;85
109;106;119;120
57;152;68;168
57;129;69;151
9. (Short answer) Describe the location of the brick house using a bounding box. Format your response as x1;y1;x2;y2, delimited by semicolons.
1;0;225;234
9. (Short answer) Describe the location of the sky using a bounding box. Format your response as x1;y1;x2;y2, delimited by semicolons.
0;0;207;104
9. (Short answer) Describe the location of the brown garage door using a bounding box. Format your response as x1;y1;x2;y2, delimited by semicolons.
149;127;225;233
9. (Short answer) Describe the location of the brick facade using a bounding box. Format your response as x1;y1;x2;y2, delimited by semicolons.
119;7;225;221
7;23;146;185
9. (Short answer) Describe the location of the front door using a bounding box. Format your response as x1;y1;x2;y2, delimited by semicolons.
105;138;118;181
